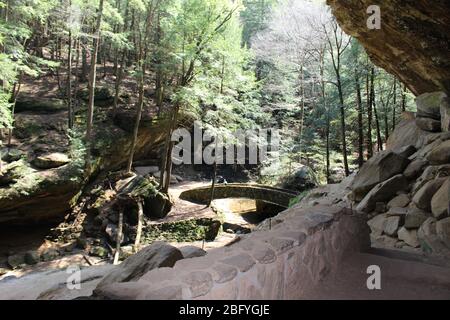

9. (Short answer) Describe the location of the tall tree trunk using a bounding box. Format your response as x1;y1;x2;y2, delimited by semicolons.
55;36;62;92
337;74;349;176
298;65;305;162
67;30;73;129
113;209;123;265
134;201;144;252
155;10;164;112
74;39;81;112
220;55;225;94
208;162;218;206
355;69;364;168
319;49;330;183
81;42;88;82
113;51;126;112
367;67;374;159
85;0;105;173
392;78;397;131
162;105;179;193
401;83;407;112
126;63;145;173
373;92;383;151
126;1;156;173
7;77;21;146
113;1;129;113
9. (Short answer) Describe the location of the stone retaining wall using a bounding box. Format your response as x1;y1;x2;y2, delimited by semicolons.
96;205;370;300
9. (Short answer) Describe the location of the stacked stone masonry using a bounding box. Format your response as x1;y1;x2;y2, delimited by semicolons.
95;205;369;299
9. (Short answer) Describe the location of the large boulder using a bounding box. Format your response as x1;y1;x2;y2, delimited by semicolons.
7;253;25;269
404;209;428;229
15;98;66;114
1;149;24;163
116;175;173;219
417;218;448;255
367;213;389;236
356;174;409;213
383;216;402;237
144;192;173;219
113;109;154;133
179;246;207;259
416;92;446;120
0;162;21;186
135;166;159;176
412;178;446;212
351;151;410;201
441;94;450;132
427;140;450;165
431;178;450;219
78;86;114;106
436;218;450;248
398;227;420;248
32;153;70;169
386;117;429;151
95;242;183;291
282;166;319;192
413;164;450;194
415;117;442;132
387;194;410;209
403;158;428;179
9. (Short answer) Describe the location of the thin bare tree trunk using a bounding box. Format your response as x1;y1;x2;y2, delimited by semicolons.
209;162;218;206
401;84;407;112
67;30;73;129
392;78;397;131
220;55;225;94
7;77;21;146
113;209;123;265
355;69;364;168
162;106;179;193
367;67;374;159
298;65;305;161
134;201;144;252
85;0;105;173
126;66;145;173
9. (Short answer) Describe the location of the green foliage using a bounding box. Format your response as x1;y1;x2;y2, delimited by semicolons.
142;218;220;243
288;190;309;208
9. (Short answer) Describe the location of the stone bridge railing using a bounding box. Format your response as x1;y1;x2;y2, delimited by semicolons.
179;184;299;208
95;204;370;300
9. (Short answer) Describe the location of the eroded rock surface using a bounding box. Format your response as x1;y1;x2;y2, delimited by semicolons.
327;0;450;95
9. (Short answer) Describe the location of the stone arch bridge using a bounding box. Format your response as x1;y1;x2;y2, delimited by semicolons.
179;183;299;208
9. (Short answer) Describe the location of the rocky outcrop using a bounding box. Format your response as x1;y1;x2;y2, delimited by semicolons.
327;0;450;95
0;106;172;225
32;152;70;169
94;242;183;293
350;151;410;202
431;179;450;219
386;113;429;151
353;92;450;257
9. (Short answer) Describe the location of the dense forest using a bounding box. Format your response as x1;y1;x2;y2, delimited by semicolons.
0;0;415;192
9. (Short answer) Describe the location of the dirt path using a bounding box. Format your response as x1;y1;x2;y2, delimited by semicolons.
302;251;450;300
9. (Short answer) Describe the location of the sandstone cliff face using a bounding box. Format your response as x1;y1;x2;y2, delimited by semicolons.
327;0;450;95
0;110;171;225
